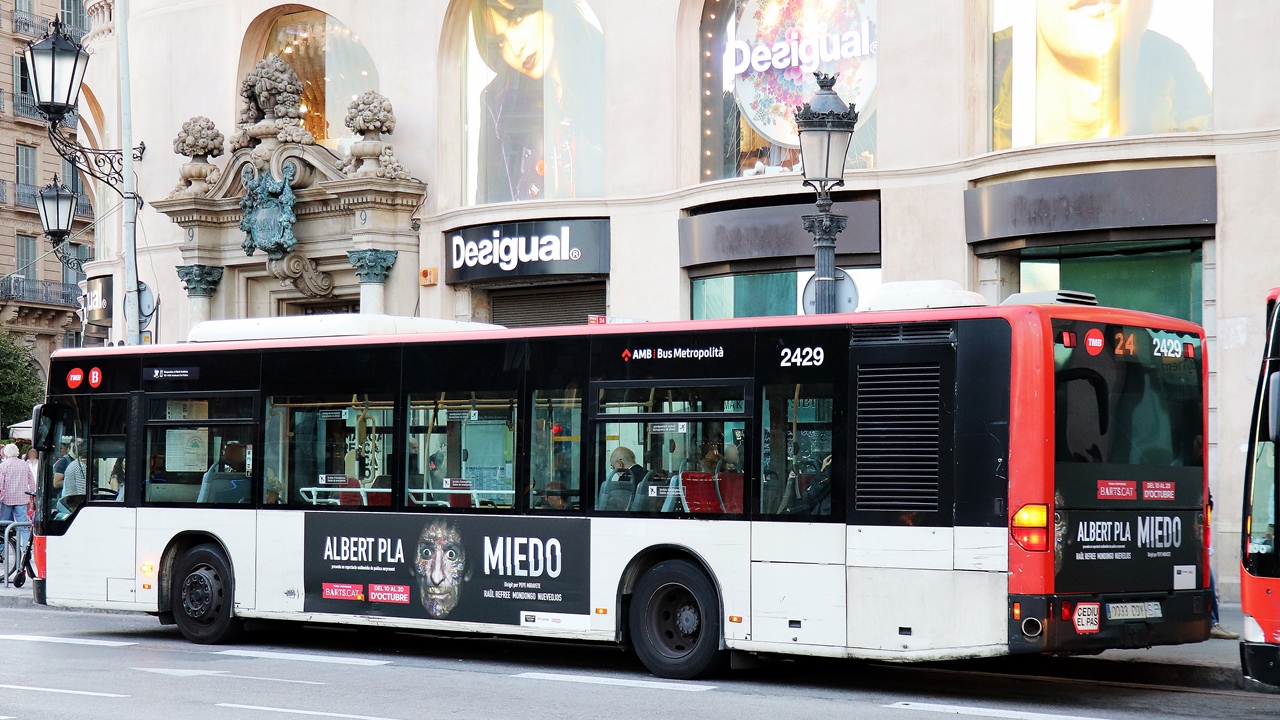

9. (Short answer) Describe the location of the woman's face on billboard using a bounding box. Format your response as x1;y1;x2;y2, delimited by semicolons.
488;3;555;80
1036;0;1152;63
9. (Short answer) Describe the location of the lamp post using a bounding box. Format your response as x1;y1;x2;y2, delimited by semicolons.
25;17;145;343
794;73;858;314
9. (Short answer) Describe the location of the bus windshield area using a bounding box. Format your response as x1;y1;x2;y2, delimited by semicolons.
1052;321;1203;467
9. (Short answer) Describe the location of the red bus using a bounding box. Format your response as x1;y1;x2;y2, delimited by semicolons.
29;292;1210;679
1241;287;1280;686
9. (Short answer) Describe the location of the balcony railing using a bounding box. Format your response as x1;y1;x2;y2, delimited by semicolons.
14;92;77;127
75;193;93;218
0;179;8;204
0;276;80;307
62;20;88;42
15;182;37;208
12;9;48;37
0;88;6;113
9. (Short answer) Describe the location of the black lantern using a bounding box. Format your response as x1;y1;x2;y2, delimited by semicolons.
37;175;78;241
23;19;90;123
794;73;858;314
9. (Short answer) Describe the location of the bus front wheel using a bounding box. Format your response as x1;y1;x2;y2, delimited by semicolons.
629;560;726;679
171;544;242;644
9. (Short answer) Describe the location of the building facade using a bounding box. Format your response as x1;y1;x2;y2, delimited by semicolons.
0;0;93;382
76;0;1275;599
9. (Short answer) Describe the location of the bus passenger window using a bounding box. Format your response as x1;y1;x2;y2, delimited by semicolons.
264;396;395;508
761;384;834;517
597;420;745;515
406;392;516;511
530;390;581;512
88;398;127;503
144;426;255;504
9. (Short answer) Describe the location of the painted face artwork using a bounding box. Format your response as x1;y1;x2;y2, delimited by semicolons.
414;521;468;617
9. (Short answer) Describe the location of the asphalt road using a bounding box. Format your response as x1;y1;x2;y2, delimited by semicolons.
0;607;1276;720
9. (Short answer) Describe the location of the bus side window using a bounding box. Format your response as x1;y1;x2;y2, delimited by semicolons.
88;398;127;503
406;392;517;512
760;384;834;517
264;395;396;509
529;390;581;513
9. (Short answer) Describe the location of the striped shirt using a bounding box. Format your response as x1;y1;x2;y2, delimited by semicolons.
0;456;33;506
61;459;86;498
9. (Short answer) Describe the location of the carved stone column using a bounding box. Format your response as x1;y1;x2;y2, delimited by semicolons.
347;250;398;315
176;265;225;332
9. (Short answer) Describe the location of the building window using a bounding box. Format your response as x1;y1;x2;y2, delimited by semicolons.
16;144;36;187
15;234;36;279
62;158;82;195
1019;245;1203;323
263;10;379;152
62;243;89;286
699;0;878;181
11;54;31;97
692;267;882;319
991;1;1213;150
464;0;605;204
61;0;88;34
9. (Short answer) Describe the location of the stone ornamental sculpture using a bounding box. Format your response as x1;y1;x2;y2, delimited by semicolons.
239;162;298;259
337;91;412;181
169;115;224;198
229;55;315;155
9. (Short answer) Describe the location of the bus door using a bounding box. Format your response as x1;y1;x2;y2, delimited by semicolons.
751;329;849;647
1243;292;1280;686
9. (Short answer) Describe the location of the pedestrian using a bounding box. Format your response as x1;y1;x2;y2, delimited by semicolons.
1208;491;1239;639
24;447;37;482
0;443;33;545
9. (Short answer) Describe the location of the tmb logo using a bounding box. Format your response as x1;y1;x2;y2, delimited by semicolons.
66;368;84;389
1084;328;1105;356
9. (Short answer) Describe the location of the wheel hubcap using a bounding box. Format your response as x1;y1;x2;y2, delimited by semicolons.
647;583;702;659
182;565;220;621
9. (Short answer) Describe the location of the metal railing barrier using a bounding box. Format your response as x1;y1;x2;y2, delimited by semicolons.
1;521;31;588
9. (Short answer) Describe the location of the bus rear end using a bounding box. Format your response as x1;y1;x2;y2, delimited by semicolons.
1242;288;1280;686
1013;310;1211;653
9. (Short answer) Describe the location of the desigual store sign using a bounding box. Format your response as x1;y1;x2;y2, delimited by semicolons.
445;218;611;284
726;0;878;147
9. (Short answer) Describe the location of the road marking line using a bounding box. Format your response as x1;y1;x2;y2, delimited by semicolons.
0;634;135;647
132;668;324;685
0;683;129;698
514;671;716;692
886;702;1112;720
215;650;390;666
216;703;401;720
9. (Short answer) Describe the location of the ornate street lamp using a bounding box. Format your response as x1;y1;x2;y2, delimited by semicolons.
794;73;858;314
25;18;145;343
23;18;89;123
37;175;85;273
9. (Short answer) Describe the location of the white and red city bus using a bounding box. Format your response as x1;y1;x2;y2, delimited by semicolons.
1241;287;1280;686
29;292;1211;679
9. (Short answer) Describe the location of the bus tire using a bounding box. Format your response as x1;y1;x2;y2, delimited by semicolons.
629;559;726;679
171;543;242;644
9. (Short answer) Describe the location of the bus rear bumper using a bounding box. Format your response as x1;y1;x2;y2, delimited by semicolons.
1242;642;1280;687
1009;590;1212;655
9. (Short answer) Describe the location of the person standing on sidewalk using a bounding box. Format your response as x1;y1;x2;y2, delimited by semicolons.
1208;491;1240;639
0;444;33;545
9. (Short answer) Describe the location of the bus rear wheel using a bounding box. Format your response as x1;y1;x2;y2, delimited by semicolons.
629;560;726;679
171;544;242;644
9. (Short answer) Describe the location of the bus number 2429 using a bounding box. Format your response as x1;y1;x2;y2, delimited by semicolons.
780;347;825;367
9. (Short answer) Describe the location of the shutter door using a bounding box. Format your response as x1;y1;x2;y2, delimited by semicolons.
490;283;606;328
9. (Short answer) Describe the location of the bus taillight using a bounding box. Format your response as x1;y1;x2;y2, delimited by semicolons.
1012;504;1050;552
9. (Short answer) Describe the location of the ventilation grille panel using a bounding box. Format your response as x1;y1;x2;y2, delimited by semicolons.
855;363;942;512
851;323;954;345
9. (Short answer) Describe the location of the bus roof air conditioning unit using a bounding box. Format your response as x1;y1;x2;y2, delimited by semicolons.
188;314;503;342
866;280;989;312
1000;290;1099;306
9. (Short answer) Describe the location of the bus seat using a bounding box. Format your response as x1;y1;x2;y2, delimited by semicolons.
368;476;392;507
596;469;635;511
628;471;659;512
716;472;744;513
199;473;251;504
681;472;721;513
337;477;365;506
661;474;684;513
450;491;473;509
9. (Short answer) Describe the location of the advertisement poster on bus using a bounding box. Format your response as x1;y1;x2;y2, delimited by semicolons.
303;514;591;627
1055;509;1202;594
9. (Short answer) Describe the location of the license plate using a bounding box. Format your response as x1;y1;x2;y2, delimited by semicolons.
1106;601;1163;621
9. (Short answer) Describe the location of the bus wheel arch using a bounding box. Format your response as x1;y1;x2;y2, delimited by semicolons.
157;532;236;617
614;543;727;671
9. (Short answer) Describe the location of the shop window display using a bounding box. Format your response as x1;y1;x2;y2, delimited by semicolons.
263;11;380;152
464;0;606;205
699;0;878;181
1020;246;1202;324
991;0;1212;150
692;268;881;320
